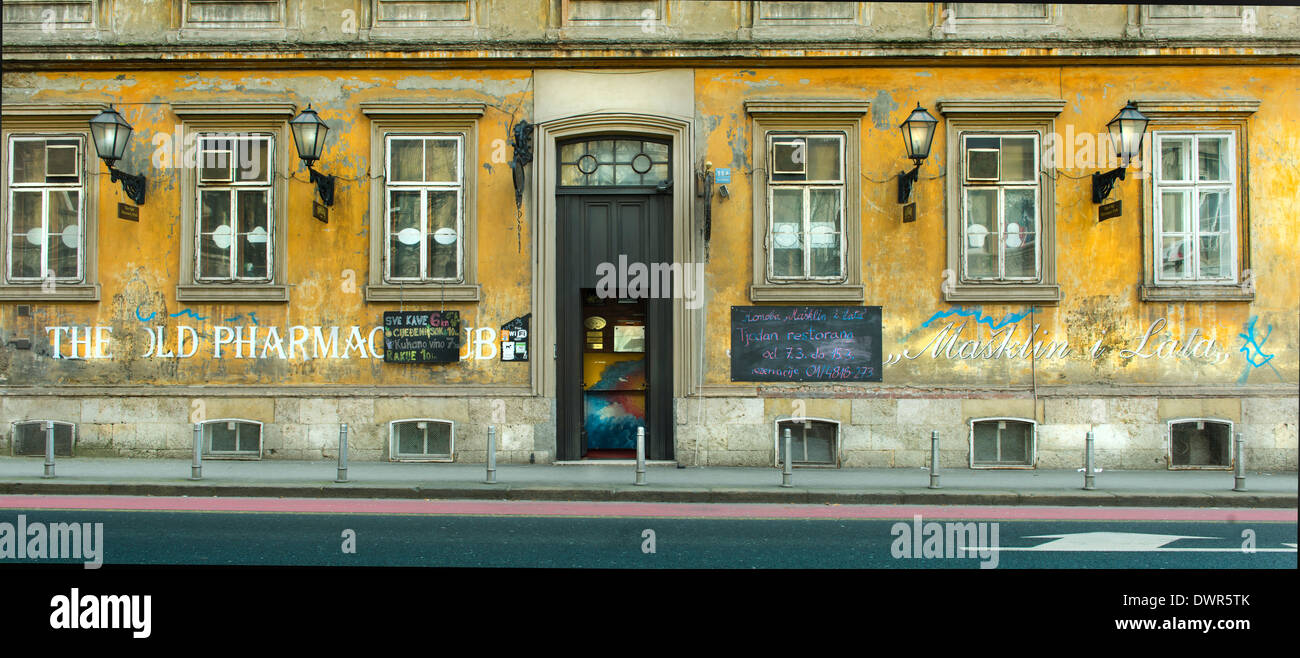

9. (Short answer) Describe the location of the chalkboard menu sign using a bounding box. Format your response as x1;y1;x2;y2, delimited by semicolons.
383;311;461;364
730;306;882;382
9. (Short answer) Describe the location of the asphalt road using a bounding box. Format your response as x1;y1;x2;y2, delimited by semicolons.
1;497;1294;569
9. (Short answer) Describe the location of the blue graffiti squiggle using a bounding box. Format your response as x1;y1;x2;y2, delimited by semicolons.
134;305;156;322
169;309;208;321
920;306;1034;332
1238;315;1274;368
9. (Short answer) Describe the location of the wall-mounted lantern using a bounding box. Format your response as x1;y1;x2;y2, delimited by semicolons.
289;105;335;207
1092;101;1149;203
89;106;146;205
898;103;938;204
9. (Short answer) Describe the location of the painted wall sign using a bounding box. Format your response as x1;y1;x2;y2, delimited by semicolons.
117;203;139;222
730;305;883;382
382;311;461;364
500;313;530;362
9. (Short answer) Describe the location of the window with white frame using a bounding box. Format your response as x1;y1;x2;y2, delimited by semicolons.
1168;418;1233;469
6;135;84;284
1153;132;1237;284
970;418;1035;467
202;419;263;457
195;134;274;281
384;135;464;283
767;132;845;281
184;0;283;26
11;420;75;457
959;132;1040;283
389;419;454;461
774;418;839;467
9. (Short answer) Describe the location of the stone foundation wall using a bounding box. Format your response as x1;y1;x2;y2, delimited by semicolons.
2;393;1295;470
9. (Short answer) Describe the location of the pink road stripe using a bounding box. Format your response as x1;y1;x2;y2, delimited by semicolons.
0;495;1294;522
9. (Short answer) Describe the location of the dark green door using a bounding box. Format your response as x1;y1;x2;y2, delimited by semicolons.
556;188;673;461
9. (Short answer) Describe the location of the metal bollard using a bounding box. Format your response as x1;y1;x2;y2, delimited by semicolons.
928;430;940;489
781;427;793;488
634;427;646;486
1233;432;1247;492
335;423;349;483
42;420;55;479
1083;430;1096;490
485;425;498;484
190;423;202;480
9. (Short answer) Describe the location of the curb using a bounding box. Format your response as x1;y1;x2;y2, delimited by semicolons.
0;481;1294;508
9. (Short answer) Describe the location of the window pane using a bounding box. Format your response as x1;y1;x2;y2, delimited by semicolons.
209;424;237;452
964;189;996;279
770;188;803;277
426;190;458;280
397;423;424;455
235;190;269;279
643;141;669;161
47;190;80;279
236;138;270;183
1197;136;1229;182
10;190;43;278
1199;235;1228;279
806;137;841;181
390;139;423;182
1161;236;1189;279
808;188;841;277
424;138;458;183
236;423;260;452
1160;190;1188;233
1198;189;1228;233
999;423;1030;463
559;142;582;163
1002;189;1036;279
772;139;804;175
972;423;999;463
388;190;421;278
1000;137;1035;182
1160;138;1190;181
44;141;80;183
426;422;452;455
199;190;232;278
802;421;836;463
199;137;233;183
11;140;46;183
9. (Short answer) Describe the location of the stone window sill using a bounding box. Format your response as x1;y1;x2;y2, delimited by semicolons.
365;284;481;303
176;284;289;303
0;283;100;302
1139;284;1254;303
944;284;1061;305
750;284;863;303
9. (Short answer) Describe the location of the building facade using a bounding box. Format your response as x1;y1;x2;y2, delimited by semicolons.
1;1;1297;471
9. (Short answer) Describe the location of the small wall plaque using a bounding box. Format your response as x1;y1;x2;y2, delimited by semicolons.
1099;200;1122;222
117;203;139;221
313;201;328;224
902;202;916;223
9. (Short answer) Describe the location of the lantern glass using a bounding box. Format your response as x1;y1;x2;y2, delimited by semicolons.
1107;102;1149;165
900;104;938;164
89;107;133;165
290;108;329;165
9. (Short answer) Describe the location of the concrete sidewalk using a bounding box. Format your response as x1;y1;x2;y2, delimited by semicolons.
0;457;1294;507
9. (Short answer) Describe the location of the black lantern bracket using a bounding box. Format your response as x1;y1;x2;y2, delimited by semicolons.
307;166;335;207
1091;166;1126;204
109;166;147;205
898;164;920;204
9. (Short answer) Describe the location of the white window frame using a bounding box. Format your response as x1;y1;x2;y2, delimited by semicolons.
383;134;465;284
194;133;275;283
1151;131;1238;286
765;131;847;284
201;418;264;459
5;134;86;284
958;132;1042;284
772;416;840;468
968;417;1036;469
10;420;76;457
1166;417;1234;471
388;418;456;462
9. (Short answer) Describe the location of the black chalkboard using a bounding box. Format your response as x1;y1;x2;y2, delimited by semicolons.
730;306;882;382
383;311;461;364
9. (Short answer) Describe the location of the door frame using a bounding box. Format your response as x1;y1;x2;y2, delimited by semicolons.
530;113;702;410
